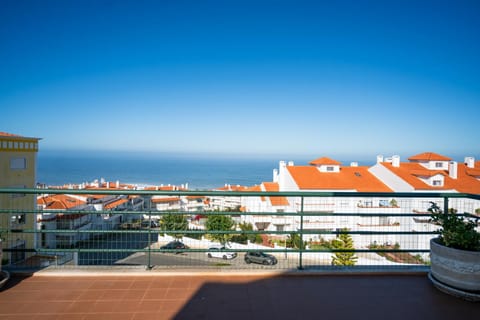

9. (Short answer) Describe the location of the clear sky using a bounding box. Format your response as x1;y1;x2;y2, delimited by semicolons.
1;0;479;160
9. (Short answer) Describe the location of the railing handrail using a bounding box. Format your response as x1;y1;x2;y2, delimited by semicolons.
1;187;479;200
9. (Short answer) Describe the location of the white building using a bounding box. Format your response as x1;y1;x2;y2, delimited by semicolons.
238;152;480;252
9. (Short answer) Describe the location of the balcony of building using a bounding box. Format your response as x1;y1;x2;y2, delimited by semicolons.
0;188;479;318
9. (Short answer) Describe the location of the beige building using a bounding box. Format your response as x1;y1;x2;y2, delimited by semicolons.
0;132;40;264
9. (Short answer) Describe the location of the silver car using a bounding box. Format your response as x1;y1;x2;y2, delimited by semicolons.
244;251;277;265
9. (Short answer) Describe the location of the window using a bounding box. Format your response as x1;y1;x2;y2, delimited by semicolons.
435;162;443;168
11;213;26;225
433;180;442;186
10;157;26;170
326;166;334;172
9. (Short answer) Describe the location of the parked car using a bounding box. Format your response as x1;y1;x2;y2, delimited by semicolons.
244;251;277;265
206;245;237;260
160;241;188;253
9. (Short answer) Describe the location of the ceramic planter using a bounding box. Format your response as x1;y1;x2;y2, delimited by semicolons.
430;238;480;292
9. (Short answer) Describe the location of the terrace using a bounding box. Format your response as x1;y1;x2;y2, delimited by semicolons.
0;189;479;318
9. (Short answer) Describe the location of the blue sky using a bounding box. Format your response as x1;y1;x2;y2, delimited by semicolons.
1;0;479;161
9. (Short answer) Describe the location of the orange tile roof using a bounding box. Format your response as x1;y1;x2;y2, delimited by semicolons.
0;131;40;140
287;166;392;192
104;198;128;209
408;152;451;161
262;182;290;206
37;195;86;210
186;195;205;200
466;168;480;177
382;162;450;190
151;197;181;203
455;164;480;193
309;157;342;166
410;170;446;178
382;162;480;193
0;132;21;137
244;185;265;201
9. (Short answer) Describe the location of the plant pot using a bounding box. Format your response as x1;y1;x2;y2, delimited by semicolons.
430;238;480;295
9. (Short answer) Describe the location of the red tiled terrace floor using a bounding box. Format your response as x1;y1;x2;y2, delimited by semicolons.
0;272;478;320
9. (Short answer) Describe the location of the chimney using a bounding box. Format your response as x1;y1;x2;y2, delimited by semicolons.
288;161;294;166
273;168;279;183
392;155;400;167
116;180;120;188
350;162;358;167
449;161;458;179
465;157;475;168
376;155;384;163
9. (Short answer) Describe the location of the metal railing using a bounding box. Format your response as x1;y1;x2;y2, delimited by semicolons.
1;188;479;272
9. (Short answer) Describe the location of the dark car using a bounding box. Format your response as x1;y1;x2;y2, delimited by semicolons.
160;241;188;253
244;251;278;265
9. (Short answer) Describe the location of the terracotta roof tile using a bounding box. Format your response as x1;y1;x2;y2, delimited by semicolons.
382;162;450;190
244;185;265;201
287;166;392;192
151;197;181;203
0;132;21;137
466;168;480;177
382;162;480;193
410;170;446;177
37;195;86;210
309;157;342;166
408;152;451;161
104;198;128;209
262;182;289;206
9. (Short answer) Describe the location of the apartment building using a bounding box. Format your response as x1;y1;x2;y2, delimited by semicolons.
239;152;480;250
0;132;40;264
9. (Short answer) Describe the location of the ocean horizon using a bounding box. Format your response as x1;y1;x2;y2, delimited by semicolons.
37;150;376;190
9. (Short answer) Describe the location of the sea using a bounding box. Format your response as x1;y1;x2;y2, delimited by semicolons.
36;150;376;190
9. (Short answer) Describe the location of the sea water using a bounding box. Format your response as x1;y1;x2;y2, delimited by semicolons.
37;150;281;189
37;150;376;190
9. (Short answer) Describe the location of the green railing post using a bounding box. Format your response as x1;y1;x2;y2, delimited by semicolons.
443;195;449;215
298;196;304;270
147;208;152;270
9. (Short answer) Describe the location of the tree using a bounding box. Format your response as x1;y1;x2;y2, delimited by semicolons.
331;229;358;266
286;233;304;249
205;214;234;245
160;214;188;239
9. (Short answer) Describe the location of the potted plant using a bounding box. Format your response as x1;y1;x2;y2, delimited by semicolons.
428;202;480;299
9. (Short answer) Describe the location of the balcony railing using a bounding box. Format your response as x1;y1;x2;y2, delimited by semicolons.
1;188;479;271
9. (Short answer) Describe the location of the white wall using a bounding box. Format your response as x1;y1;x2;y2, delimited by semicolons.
369;163;414;192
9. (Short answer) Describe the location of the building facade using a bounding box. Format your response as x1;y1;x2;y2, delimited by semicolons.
0;132;40;264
